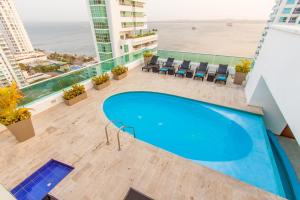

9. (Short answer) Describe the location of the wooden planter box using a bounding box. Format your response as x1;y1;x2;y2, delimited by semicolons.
64;92;87;106
113;72;127;80
93;80;110;90
234;72;247;85
7;118;35;142
144;56;152;65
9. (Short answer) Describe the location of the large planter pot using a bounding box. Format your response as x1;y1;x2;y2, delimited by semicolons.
113;72;127;80
93;80;110;90
7;118;35;142
64;92;87;106
234;72;247;85
144;56;152;65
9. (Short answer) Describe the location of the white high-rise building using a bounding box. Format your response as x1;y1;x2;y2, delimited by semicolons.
0;34;26;87
87;0;158;61
0;0;34;56
275;0;300;24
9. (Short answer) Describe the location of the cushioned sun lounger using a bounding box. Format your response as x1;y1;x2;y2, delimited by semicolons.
175;60;191;77
159;58;175;74
142;56;159;72
194;62;208;81
215;64;229;84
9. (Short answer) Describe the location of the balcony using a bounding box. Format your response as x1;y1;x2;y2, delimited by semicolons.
119;0;144;8
125;32;158;47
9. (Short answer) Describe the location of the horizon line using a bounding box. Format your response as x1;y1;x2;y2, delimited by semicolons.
23;19;268;23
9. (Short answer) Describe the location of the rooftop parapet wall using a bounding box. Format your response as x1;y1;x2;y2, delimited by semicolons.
246;25;300;144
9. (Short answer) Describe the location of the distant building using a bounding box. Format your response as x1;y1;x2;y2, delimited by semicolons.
275;0;300;24
0;34;26;87
87;0;158;61
0;0;47;65
0;0;34;55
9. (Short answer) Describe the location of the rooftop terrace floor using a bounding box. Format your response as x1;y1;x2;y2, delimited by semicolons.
0;67;282;200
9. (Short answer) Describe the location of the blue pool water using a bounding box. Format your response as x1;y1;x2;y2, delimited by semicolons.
103;92;285;197
11;159;74;200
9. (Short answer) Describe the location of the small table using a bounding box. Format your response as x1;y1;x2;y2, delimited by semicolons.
186;70;194;78
168;68;175;75
207;73;216;82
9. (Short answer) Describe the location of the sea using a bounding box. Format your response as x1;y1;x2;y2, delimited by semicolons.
24;21;266;58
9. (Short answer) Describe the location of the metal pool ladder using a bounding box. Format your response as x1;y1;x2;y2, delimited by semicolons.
105;121;136;151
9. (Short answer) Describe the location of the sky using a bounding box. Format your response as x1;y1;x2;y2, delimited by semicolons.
14;0;275;22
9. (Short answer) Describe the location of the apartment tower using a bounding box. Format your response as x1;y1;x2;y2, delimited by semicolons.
0;34;26;87
275;0;300;24
0;0;34;56
87;0;158;61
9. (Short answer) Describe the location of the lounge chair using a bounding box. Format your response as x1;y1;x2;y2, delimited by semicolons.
215;64;229;84
193;62;208;81
158;58;175;74
142;56;159;72
175;60;191;77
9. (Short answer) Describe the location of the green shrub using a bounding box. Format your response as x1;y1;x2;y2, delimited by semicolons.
63;84;85;100
235;59;252;74
92;73;110;85
111;65;128;76
143;51;153;58
0;82;31;126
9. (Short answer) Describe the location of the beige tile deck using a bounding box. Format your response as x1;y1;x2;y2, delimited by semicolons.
0;67;282;200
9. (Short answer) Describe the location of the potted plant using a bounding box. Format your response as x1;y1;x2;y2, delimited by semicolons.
92;73;110;90
63;84;87;106
143;51;153;65
0;82;35;142
111;65;128;80
234;59;252;85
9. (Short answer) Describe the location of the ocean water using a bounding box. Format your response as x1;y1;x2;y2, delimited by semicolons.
25;22;96;56
24;21;266;57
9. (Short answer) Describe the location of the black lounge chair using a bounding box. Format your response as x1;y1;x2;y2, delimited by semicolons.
175;60;191;77
158;58;175;74
142;56;159;72
194;62;208;81
215;64;229;84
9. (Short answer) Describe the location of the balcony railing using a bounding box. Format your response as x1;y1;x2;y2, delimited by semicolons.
119;0;144;8
126;32;156;39
20;49;154;106
157;49;253;67
19;49;252;106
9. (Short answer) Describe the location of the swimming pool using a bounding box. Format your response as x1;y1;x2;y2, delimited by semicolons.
103;92;285;197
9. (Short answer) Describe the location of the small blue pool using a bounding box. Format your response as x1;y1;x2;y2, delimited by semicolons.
11;159;74;200
103;92;285;197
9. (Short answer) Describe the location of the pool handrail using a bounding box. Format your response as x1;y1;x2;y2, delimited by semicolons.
105;120;136;151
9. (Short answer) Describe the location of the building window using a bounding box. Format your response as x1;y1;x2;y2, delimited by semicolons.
279;17;288;22
293;7;300;14
282;8;292;14
288;16;298;23
286;0;295;4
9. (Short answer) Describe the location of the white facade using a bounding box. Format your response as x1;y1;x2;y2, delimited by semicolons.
87;0;158;62
0;34;26;87
245;25;300;144
275;0;300;24
0;0;34;55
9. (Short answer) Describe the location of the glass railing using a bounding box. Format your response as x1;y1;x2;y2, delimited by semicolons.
19;48;251;106
20;49;154;106
157;49;253;67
